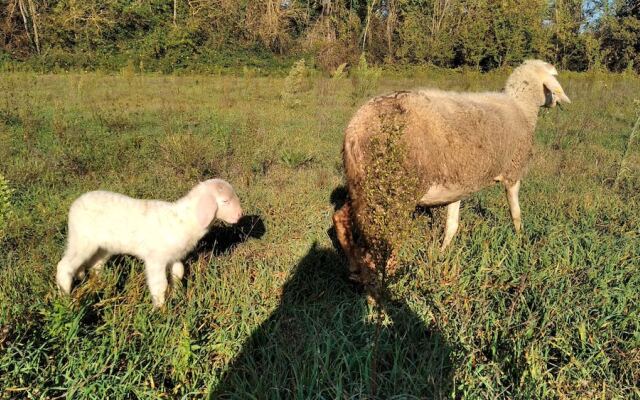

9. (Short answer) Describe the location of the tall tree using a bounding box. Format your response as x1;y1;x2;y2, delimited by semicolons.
597;0;640;72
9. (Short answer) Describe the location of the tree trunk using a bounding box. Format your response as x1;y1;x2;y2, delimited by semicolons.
26;0;40;54
173;0;177;26
362;0;377;51
17;0;33;49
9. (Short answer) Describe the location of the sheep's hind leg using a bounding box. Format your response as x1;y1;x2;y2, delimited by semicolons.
440;201;461;251
145;259;169;308
505;180;522;233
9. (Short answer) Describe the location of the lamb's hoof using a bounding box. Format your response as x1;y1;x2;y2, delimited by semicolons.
153;303;168;313
151;296;167;311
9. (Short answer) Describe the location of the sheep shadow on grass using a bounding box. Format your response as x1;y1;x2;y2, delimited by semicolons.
186;214;267;260
211;191;452;398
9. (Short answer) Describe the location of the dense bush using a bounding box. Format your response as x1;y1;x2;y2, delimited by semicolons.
1;0;638;73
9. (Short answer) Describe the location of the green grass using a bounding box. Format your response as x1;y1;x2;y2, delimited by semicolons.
0;68;638;399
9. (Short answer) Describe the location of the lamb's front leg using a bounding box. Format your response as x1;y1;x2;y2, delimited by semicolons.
505;180;522;233
145;259;169;308
440;201;461;251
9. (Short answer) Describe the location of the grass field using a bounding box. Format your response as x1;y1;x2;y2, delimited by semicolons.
0;68;639;399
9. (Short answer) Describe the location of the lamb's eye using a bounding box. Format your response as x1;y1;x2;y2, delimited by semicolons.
223;199;230;204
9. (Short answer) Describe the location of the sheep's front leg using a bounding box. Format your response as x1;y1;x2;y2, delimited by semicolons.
145;260;169;308
333;202;359;274
505;180;522;233
440;201;461;251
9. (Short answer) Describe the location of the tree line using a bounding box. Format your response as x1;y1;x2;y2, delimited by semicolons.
1;0;639;72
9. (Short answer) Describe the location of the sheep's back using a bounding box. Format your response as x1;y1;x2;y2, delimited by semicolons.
343;90;532;206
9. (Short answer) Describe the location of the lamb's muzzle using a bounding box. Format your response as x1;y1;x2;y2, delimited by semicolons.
56;178;243;307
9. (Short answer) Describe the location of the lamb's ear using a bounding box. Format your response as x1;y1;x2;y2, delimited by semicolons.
196;190;218;229
543;75;571;106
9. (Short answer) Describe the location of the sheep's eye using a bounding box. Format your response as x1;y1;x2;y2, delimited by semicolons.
223;199;230;204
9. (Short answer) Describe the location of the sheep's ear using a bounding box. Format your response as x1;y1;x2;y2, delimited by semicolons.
196;191;218;229
543;75;571;106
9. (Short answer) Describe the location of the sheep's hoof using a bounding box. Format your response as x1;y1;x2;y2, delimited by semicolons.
366;292;379;307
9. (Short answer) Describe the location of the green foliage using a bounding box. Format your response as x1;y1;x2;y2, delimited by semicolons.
331;63;348;80
0;71;638;398
615;99;640;187
358;108;419;282
0;174;13;235
395;1;455;66
597;14;640;73
350;53;381;100
281;59;309;107
280;150;314;169
1;1;638;73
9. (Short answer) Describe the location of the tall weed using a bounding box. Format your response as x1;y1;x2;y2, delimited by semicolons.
351;53;381;100
282;59;310;107
0;174;13;236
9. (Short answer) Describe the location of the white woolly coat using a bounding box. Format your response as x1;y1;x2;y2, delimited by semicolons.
66;191;209;264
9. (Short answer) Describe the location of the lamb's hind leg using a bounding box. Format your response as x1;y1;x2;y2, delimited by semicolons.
144;259;169;308
76;249;111;280
440;201;461;251
505;180;522;233
170;261;184;284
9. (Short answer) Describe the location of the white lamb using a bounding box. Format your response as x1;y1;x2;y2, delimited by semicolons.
56;179;243;307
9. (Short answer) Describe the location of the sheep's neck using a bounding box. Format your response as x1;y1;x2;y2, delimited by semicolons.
505;83;541;132
172;197;209;239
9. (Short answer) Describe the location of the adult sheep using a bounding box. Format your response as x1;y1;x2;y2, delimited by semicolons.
333;60;571;282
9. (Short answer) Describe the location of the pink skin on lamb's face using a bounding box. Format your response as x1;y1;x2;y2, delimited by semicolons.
195;179;243;228
216;196;243;224
209;179;242;224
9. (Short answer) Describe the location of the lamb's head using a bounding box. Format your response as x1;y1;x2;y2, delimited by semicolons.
192;179;243;228
506;60;571;108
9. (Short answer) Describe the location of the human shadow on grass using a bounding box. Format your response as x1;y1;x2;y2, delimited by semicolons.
211;191;452;399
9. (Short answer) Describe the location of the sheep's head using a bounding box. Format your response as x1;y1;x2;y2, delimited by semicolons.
194;179;243;228
507;60;571;108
